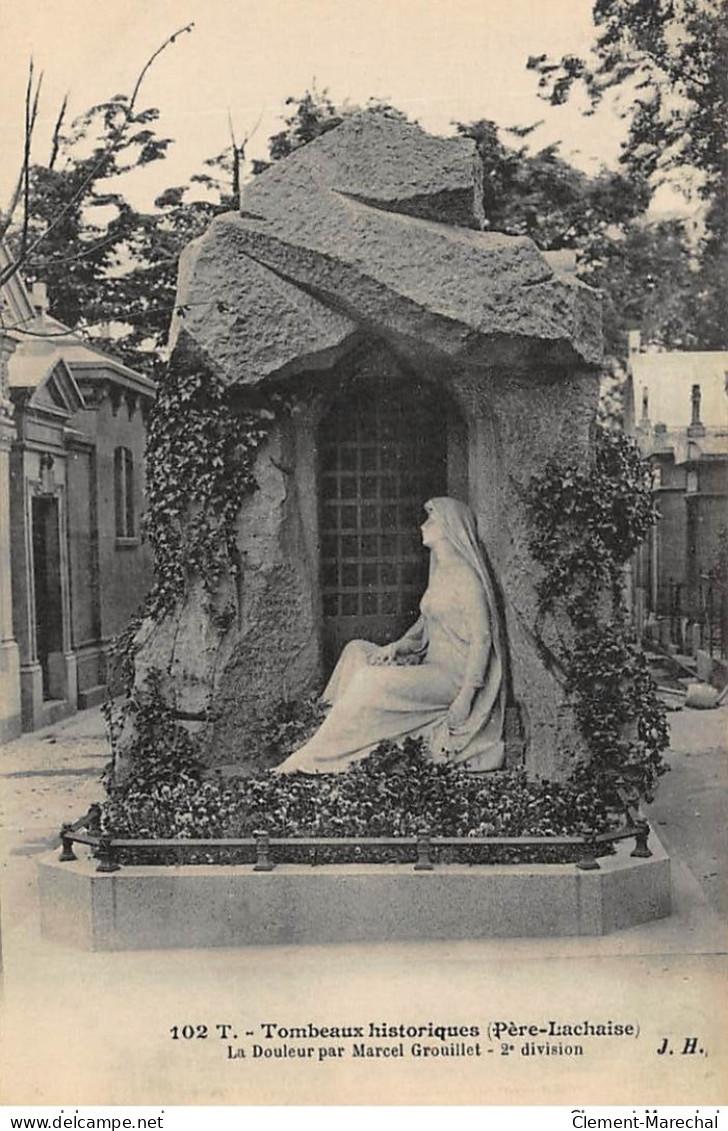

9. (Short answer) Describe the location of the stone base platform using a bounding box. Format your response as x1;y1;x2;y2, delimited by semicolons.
37;837;671;950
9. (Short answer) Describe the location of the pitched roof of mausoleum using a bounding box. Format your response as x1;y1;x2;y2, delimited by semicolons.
0;246;155;402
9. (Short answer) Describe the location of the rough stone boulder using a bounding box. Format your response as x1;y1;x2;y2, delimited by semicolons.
171;114;600;387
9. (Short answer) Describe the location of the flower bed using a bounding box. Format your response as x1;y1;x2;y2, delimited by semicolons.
101;737;618;866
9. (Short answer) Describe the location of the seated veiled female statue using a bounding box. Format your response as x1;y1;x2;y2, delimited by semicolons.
275;497;506;774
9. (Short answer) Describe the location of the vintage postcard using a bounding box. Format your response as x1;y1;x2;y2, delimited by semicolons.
1;0;725;1109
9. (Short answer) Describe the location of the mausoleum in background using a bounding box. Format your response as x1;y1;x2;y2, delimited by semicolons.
0;252;155;738
626;331;728;680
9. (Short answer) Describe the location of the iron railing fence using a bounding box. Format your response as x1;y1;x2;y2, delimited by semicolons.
698;579;728;659
58;806;654;875
652;579;727;658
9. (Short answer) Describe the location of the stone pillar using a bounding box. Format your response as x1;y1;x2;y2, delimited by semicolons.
0;337;21;740
688;383;705;437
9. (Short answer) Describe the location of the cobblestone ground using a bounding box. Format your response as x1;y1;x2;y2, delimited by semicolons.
0;706;110;931
646;701;727;917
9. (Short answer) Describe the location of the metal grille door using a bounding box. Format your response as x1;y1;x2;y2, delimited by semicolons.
319;381;447;670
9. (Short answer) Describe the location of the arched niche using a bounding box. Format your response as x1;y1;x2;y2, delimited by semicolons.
311;349;467;672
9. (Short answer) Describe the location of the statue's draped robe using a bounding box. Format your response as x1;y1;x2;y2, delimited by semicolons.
275;552;505;774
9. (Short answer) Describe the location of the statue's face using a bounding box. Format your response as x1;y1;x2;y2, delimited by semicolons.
420;505;443;548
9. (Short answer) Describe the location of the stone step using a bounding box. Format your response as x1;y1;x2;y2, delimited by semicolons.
645;647;698;688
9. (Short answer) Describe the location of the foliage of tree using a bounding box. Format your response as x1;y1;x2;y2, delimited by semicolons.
253;85;411;172
5;19;724;377
10;99;231;375
686;190;728;349
18;97;170;320
456;118;649;247
527;0;725;197
526;0;727;350
0;25;241;376
584;218;706;356
257;85;342;171
1;28;194;284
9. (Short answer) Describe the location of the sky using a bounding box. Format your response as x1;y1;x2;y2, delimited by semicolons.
0;0;635;212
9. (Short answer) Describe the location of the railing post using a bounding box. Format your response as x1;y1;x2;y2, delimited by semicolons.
95;835;121;873
253;831;275;872
85;803;102;836
576;839;601;871
630;820;653;859
59;823;77;862
414;833;434;871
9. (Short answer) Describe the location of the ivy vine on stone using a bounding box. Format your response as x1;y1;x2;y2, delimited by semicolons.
143;338;284;619
528;425;669;802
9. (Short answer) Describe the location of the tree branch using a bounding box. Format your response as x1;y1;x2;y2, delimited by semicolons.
48;93;69;170
0;61;42;246
227;108;262;208
227;110;241;208
128;23;194;114
0;294;225;338
0;24;195;289
19;64;43;265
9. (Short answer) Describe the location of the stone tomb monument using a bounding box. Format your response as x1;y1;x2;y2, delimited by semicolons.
127;114;602;781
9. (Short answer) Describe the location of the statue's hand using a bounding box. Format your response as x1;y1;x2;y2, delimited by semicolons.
370;642;398;666
446;691;472;730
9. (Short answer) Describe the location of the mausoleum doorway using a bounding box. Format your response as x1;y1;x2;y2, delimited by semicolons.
31;495;64;699
318;378;464;671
